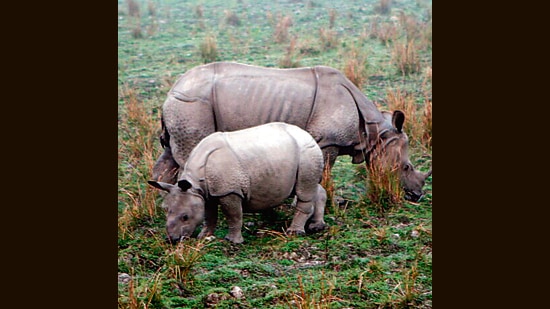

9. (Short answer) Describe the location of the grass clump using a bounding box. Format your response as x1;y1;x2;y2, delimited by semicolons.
342;46;368;88
199;34;219;63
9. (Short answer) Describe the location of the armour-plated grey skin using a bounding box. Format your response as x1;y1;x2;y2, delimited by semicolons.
148;122;327;244
152;62;431;201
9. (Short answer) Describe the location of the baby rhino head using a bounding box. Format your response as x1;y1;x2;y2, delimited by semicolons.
147;179;205;243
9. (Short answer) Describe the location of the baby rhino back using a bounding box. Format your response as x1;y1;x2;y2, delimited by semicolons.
207;122;323;210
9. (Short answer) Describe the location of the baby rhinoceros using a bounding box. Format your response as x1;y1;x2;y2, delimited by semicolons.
148;122;327;244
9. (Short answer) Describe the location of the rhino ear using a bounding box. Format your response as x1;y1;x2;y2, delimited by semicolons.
392;110;405;133
148;180;174;192
177;179;193;191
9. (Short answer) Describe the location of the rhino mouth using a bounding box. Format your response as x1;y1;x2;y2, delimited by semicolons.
166;235;191;244
404;190;424;202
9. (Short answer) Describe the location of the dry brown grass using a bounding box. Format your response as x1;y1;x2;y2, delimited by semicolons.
118;270;163;309
385;89;421;143
328;9;337;29
391;39;421;75
318;27;338;51
165;239;210;284
195;4;203;19
279;37;302;68
285;273;341;309
385;87;431;150
274;15;293;43
342;46;368;88
224;10;241;26
366;157;404;215
375;0;392;15
147;0;156;17
199;34;218;63
118;86;161;235
368;18;398;44
126;0;140;18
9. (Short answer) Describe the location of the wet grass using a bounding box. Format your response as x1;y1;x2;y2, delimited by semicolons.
118;0;432;308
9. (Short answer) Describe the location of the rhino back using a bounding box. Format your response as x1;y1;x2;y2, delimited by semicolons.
203;123;315;210
211;64;317;131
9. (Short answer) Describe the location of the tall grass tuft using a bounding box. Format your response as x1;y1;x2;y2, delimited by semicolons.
131;24;143;39
224;10;241;26
285;273;341;309
118;270;163;309
147;0;156;17
368;18;397;44
274;15;293;43
118;86;161;235
328;9;337;29
342;46;368;88
385;89;421;144
422;97;432;149
318;27;338;51
391;39;421;75
199;34;218;63
165;239;210;284
321;162;335;213
375;0;392;15
279;37;302;68
126;0;140;18
366;157;404;216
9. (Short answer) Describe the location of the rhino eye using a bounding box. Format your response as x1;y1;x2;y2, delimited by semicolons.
403;164;411;171
180;214;189;221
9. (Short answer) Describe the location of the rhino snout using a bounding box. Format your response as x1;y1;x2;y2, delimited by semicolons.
404;190;424;202
166;235;191;244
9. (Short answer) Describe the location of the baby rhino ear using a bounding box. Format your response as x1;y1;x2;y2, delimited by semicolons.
148;180;175;192
177;179;193;191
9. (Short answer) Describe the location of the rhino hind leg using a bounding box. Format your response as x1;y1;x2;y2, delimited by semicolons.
151;146;180;184
219;194;245;244
307;184;327;233
287;199;314;235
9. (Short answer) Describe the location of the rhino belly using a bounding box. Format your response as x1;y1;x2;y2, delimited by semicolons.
228;129;301;212
244;162;297;212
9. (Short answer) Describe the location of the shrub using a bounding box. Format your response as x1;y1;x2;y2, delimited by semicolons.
392;39;421;75
342;46;368;88
274;15;293;43
224;10;241;26
318;27;338;51
199;34;219;63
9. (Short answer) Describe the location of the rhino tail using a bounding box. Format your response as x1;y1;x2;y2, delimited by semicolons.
159;114;170;149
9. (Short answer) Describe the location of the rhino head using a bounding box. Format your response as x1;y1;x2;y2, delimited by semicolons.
370;110;432;202
147;179;205;243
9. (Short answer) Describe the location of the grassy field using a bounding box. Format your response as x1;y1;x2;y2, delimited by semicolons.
118;0;432;308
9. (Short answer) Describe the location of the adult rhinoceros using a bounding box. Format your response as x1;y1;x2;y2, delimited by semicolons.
152;62;431;202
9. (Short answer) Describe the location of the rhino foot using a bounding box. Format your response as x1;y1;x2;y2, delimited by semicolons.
286;228;306;236
224;234;244;244
307;222;327;233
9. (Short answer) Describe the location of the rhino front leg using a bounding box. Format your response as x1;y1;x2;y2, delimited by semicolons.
198;200;218;239
307;184;327;232
219;194;245;244
287;199;314;235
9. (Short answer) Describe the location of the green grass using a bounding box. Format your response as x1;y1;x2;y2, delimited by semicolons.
118;0;432;308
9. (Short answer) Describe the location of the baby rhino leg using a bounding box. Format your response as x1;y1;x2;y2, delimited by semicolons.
219;194;245;244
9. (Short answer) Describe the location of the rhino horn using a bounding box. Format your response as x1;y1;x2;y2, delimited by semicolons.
424;169;432;179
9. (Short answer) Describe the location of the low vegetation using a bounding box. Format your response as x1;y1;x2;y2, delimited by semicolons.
118;0;432;308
